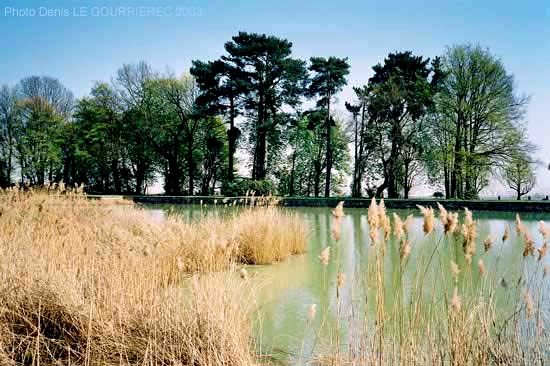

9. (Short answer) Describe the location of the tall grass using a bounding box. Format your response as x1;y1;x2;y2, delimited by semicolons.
0;187;306;365
308;199;549;365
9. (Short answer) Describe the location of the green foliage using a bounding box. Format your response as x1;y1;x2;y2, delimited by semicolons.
432;44;531;199
433;191;445;198
221;177;275;197
0;39;537;200
276;112;350;197
0;85;18;186
190;59;246;181
15;97;65;185
359;51;443;198
221;32;308;180
307;56;350;197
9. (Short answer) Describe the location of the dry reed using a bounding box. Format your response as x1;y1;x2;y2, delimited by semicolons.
0;187;306;365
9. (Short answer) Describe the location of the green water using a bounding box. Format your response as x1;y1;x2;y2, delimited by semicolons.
146;205;550;362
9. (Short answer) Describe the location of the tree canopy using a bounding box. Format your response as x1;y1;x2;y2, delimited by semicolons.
0;36;538;199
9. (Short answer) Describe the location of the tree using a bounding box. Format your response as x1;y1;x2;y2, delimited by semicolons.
503;154;536;200
308;57;350;197
346;86;372;197
437;45;529;199
0;85;18;186
152;75;201;195
277;110;350;197
366;51;443;198
197;116;227;195
190;59;246;182
72;83;132;193
18;76;74;118
114;62;158;194
400;141;423;198
15;96;65;185
222;32;308;180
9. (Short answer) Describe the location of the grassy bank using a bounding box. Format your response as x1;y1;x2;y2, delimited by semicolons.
0;187;305;365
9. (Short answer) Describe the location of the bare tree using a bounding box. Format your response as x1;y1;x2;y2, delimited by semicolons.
18;76;74;117
503;154;536;200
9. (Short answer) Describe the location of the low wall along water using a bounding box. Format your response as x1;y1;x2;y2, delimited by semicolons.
120;195;550;213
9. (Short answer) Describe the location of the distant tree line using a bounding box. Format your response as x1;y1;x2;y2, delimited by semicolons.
0;33;538;198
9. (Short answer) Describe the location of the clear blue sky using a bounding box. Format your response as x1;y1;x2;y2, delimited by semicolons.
1;0;549;195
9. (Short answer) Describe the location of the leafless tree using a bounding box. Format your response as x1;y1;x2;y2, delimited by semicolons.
18;76;74;117
503;154;536;200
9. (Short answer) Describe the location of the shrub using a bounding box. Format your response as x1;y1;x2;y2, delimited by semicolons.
221;177;275;197
433;191;445;198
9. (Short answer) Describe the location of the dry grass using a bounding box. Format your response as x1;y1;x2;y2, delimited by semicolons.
235;207;307;264
0;187;306;365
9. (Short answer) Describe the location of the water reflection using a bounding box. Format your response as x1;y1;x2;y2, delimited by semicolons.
145;204;550;362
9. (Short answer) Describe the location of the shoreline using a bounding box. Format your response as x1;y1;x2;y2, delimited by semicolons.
88;195;550;213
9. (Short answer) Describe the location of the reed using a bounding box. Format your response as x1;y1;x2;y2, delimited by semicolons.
0;187;306;365
308;200;549;365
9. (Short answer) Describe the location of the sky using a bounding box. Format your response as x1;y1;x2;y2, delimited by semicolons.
1;0;549;196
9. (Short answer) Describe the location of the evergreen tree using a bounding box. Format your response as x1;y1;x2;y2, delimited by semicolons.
307;57;350;197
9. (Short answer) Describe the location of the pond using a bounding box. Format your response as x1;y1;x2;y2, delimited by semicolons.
146;204;550;363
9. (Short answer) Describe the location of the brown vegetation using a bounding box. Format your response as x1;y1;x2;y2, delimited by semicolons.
0;187;306;365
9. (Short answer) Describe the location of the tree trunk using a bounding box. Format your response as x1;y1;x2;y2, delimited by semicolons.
167;157;180;195
201;179;209;196
48;160;53;183
253;128;267;180
324;92;332;197
253;85;267;180
112;159;121;194
289;149;296;196
444;163;450;199
314;162;322;197
7;123;12;185
227;97;237;181
306;169;312;196
387;144;399;198
403;161;410;199
135;162;145;195
187;142;194;196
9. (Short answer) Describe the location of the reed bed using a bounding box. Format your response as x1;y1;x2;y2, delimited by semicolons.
0;187;306;365
306;199;550;366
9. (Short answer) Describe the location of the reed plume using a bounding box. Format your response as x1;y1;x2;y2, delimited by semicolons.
417;205;435;235
399;239;411;260
503;225;510;242
516;214;525;235
368;198;380;244
393;213;405;240
478;259;486;276
331;201;345;241
451;287;461;312
319;246;331;266
538;221;550;240
450;261;460;282
483;235;493;252
538;242;547;261
523;231;535;257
